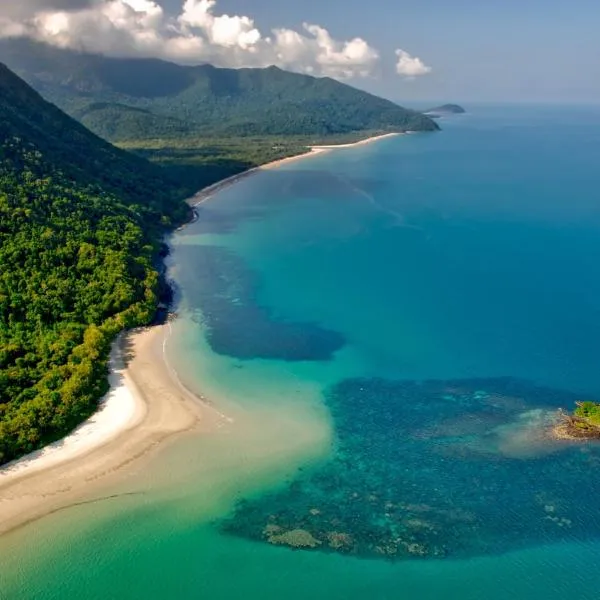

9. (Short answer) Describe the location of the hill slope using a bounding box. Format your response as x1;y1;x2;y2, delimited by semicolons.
0;63;186;464
0;38;439;143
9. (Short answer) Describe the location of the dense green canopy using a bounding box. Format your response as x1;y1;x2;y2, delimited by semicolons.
0;63;186;464
1;38;439;143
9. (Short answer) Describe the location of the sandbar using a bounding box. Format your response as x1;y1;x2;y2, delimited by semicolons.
0;325;225;536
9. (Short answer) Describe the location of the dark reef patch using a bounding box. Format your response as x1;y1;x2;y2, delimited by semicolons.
221;377;600;560
175;245;345;360
185;205;268;235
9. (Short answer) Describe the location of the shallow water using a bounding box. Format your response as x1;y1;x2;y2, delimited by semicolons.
3;105;600;598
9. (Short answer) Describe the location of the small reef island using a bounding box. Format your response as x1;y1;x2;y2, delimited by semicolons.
424;104;466;118
554;401;600;439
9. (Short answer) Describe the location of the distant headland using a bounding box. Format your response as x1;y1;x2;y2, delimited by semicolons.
424;104;466;118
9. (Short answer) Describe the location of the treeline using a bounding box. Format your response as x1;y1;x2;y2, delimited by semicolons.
0;63;189;464
125;137;313;192
0;139;177;463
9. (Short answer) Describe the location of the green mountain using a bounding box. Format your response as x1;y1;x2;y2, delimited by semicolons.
0;62;186;464
0;38;439;143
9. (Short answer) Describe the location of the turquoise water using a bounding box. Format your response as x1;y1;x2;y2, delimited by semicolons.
3;105;600;597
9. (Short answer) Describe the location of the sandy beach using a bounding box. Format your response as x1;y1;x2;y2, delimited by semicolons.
0;325;226;536
0;129;400;537
189;131;401;207
310;131;401;150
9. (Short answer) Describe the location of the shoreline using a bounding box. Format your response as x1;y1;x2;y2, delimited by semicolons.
551;409;600;441
188;131;402;208
0;325;228;536
0;129;399;536
0;333;145;485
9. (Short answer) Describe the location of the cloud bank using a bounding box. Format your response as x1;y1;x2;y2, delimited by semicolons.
395;49;432;78
0;0;431;80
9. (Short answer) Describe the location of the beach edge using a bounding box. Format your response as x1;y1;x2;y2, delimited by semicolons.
0;325;224;536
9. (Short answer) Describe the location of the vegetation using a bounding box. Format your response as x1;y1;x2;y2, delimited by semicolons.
0;63;187;465
1;38;439;145
573;401;600;426
555;401;600;439
119;132;394;193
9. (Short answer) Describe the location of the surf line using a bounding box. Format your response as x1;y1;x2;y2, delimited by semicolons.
162;321;234;425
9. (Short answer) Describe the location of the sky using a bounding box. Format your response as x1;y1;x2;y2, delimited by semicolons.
0;0;599;103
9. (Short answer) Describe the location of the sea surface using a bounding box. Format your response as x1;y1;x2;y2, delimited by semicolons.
3;105;600;598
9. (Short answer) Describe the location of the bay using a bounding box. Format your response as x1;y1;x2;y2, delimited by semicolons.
3;105;600;599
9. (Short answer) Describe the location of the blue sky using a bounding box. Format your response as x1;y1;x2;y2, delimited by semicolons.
2;0;599;103
162;0;600;103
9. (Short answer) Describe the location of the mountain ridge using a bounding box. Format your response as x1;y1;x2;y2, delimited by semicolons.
0;38;439;143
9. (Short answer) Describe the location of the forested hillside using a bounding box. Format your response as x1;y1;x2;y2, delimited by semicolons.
1;38;439;143
0;63;186;464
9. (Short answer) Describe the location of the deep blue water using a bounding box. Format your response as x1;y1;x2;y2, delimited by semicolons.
186;105;600;393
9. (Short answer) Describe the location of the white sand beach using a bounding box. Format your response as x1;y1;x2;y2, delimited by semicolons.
0;325;224;536
189;131;402;206
0;335;144;485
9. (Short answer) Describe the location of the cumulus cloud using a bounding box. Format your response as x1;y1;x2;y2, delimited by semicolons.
0;0;98;19
395;49;432;78
272;23;379;79
0;0;98;33
0;0;383;79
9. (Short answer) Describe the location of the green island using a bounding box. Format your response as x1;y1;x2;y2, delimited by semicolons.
424;104;466;117
0;49;440;466
556;402;600;439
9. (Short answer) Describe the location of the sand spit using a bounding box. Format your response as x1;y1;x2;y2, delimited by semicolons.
0;325;226;536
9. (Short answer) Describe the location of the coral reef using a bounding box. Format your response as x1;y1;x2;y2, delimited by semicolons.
266;529;322;549
221;377;600;561
174;245;345;360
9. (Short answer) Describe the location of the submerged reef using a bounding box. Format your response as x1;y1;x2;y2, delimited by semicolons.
221;377;600;561
173;245;345;360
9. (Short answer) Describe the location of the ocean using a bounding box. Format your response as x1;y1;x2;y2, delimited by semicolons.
3;104;600;598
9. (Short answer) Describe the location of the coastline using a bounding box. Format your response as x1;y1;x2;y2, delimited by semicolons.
0;333;145;485
551;409;600;441
0;325;227;536
0;129;399;536
188;131;401;207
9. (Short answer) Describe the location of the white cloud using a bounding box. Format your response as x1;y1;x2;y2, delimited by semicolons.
178;0;260;49
395;49;432;78
0;0;386;79
0;18;28;37
272;23;379;79
0;0;98;19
